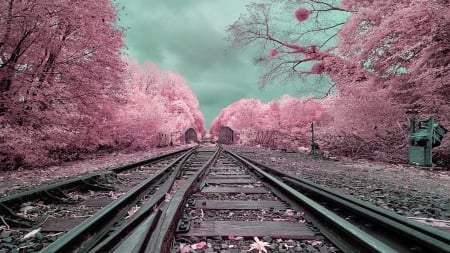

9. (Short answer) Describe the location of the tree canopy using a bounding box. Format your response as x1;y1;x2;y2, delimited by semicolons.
225;0;449;164
0;1;205;170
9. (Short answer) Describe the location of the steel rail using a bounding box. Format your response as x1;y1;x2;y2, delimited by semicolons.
109;147;194;174
234;151;450;253
282;177;450;253
145;147;220;252
0;147;193;208
87;148;195;252
41;148;196;253
0;170;115;208
226;148;450;253
111;209;162;253
224;148;398;253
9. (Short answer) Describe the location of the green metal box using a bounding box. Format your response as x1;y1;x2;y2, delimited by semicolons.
409;117;447;167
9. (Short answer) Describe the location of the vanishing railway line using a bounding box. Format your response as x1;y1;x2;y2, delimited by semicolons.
0;144;449;252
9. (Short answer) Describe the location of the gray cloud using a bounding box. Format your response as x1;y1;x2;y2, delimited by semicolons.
116;0;314;129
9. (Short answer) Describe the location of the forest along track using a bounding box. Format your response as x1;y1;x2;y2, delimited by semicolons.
0;147;193;252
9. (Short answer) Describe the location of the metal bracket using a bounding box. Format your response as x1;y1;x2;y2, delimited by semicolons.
176;215;191;233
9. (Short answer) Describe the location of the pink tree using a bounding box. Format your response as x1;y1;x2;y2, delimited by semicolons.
261;101;281;130
210;99;264;140
105;59;163;149
0;0;126;170
0;2;207;170
275;95;329;150
227;0;450;164
157;70;206;137
107;58;206;149
210;96;329;150
0;0;125;117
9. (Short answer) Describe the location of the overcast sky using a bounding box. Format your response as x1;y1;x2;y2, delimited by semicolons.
116;0;324;129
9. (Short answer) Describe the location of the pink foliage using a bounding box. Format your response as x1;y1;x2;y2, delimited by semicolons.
0;0;206;170
295;8;312;22
227;0;450;165
210;96;329;150
328;0;450;163
318;91;407;161
0;0;126;170
210;99;264;137
310;62;325;74
107;58;206;150
269;49;279;57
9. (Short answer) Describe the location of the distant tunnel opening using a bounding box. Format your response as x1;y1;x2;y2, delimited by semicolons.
217;126;234;144
185;128;198;144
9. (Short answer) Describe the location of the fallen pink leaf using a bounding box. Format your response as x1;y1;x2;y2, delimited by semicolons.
284;209;295;216
248;236;270;253
179;243;190;253
191;241;207;250
228;235;244;241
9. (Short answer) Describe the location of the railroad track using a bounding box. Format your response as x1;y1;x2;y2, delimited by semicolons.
1;145;449;252
0;147;193;251
225;148;450;253
39;146;218;253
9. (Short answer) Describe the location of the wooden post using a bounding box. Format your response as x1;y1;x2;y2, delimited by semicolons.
311;122;316;155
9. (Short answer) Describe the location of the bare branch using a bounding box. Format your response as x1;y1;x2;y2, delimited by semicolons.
308;0;349;12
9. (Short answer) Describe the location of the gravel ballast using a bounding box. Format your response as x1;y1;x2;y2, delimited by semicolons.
230;145;450;223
